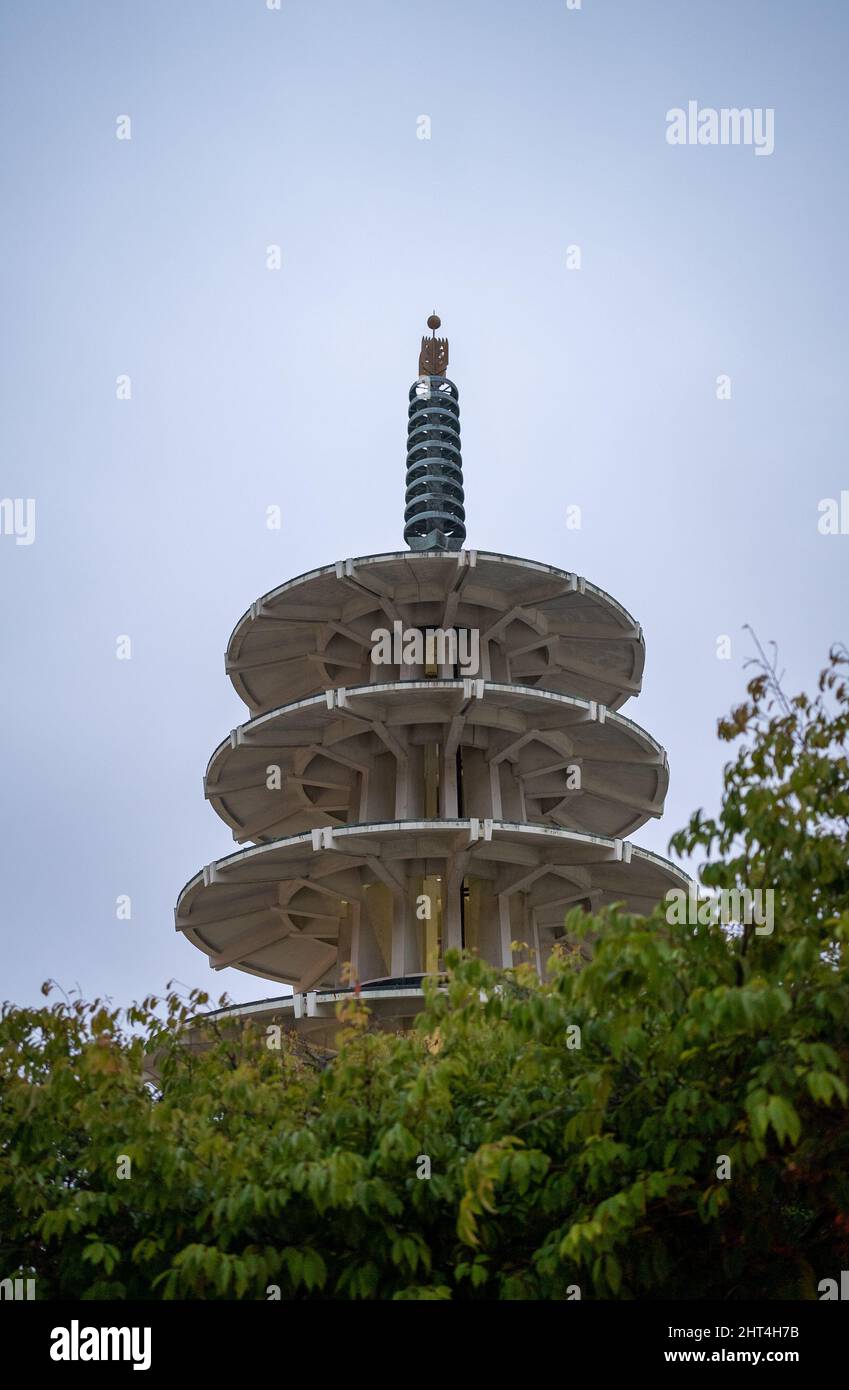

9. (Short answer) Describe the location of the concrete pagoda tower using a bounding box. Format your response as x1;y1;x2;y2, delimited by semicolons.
175;316;687;1043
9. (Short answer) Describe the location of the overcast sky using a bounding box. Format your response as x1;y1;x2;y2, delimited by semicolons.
1;0;846;1012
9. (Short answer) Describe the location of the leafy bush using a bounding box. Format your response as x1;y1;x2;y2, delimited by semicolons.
2;651;848;1299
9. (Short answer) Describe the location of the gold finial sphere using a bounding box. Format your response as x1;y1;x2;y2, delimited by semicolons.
427;313;441;331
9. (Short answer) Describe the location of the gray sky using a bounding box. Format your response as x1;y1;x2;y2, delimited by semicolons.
1;0;846;1011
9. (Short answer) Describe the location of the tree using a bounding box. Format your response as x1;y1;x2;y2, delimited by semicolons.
2;650;848;1300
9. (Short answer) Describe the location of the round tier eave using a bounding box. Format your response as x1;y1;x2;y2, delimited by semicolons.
225;550;646;714
181;984;433;1054
203;679;669;846
175;818;690;990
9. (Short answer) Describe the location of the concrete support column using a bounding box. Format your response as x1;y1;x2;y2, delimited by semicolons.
421;874;441;973
337;900;354;983
443;858;463;954
394;752;410;818
441;744;459;818
391;887;419;976
496;893;513;968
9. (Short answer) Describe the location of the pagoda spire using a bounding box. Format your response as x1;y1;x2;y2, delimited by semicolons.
418;310;449;376
404;313;466;552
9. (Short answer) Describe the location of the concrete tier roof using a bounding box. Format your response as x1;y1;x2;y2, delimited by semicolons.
225;550;645;714
175;818;689;990
183;985;435;1054
204;680;669;846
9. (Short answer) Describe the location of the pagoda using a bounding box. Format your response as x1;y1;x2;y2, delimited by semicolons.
175;317;687;1043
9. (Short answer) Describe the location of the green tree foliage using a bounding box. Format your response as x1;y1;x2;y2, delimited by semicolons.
2;652;848;1299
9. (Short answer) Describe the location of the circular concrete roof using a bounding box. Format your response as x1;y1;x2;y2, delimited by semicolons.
225;550;645;714
187;985;431;1053
175;818;689;988
204;680;669;846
